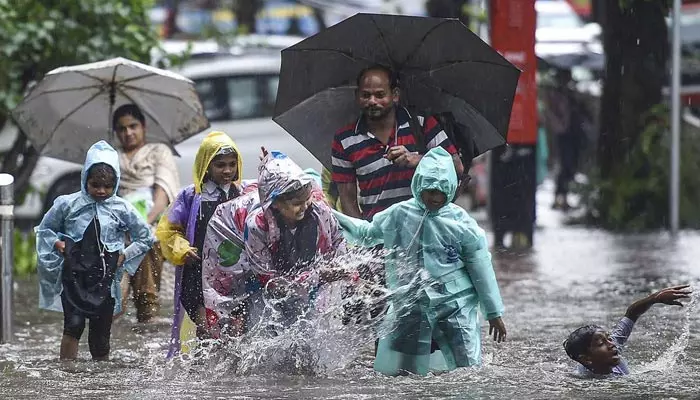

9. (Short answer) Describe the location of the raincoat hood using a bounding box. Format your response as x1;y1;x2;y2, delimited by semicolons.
257;151;313;209
411;147;458;211
81;140;121;198
193;131;243;193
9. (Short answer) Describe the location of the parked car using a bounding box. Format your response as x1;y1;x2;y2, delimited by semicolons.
535;0;602;57
14;49;321;223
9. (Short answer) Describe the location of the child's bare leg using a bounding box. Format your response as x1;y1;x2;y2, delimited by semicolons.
60;334;79;360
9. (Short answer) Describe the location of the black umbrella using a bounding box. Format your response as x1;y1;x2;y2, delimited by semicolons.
273;13;521;169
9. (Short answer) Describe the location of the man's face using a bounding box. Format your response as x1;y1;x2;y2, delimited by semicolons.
580;330;621;371
357;70;398;121
116;114;146;152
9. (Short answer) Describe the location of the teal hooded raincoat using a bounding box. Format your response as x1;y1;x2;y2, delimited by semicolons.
333;147;504;376
35;140;154;314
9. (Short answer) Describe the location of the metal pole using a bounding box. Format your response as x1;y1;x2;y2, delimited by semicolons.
670;0;681;235
0;174;14;343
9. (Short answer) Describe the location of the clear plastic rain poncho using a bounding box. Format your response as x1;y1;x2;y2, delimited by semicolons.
333;147;505;376
35;140;154;314
201;151;345;330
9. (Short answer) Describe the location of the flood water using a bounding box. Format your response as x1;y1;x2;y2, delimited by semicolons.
2;186;700;399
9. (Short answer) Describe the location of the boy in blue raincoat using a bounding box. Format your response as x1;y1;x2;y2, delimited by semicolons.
35;141;154;361
333;147;507;376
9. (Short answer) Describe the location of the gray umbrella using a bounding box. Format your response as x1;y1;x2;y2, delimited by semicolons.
273;13;520;169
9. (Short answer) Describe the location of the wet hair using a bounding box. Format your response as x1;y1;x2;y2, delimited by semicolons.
356;64;399;90
112;104;145;131
563;324;603;361
86;163;117;188
276;182;313;203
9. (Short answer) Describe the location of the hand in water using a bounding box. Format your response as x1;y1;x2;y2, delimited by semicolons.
54;240;66;253
489;317;507;343
652;284;693;307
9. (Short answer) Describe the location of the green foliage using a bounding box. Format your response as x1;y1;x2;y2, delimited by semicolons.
13;229;37;277
583;104;700;231
0;0;160;115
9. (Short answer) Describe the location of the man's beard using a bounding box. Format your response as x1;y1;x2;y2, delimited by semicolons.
363;105;392;121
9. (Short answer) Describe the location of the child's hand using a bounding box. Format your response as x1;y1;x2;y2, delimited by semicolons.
259;146;269;161
183;249;201;265
117;254;126;267
54;240;66;253
651;284;692;306
488;317;507;343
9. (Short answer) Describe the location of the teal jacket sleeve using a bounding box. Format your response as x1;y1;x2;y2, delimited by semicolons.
331;209;384;247
34;196;68;311
121;201;155;276
461;220;504;320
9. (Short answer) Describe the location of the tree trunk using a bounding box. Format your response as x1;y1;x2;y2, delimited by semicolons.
235;0;261;34
598;0;668;179
163;0;181;39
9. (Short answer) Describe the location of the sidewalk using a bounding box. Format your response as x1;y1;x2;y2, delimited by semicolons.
456;178;581;245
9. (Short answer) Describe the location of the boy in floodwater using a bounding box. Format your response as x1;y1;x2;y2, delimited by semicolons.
35;141;153;361
564;284;692;377
332;147;507;376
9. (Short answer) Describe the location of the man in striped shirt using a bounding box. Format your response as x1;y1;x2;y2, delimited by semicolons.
331;65;464;220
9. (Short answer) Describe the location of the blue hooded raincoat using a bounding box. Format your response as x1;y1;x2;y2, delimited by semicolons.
35;140;154;314
333;147;504;376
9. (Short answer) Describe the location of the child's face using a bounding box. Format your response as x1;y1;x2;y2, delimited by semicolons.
86;176;116;202
580;329;621;370
421;189;447;211
207;153;238;186
273;186;313;223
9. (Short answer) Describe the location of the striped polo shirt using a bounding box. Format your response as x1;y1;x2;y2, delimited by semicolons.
331;107;458;220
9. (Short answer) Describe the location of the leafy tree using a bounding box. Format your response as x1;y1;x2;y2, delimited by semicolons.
0;0;161;198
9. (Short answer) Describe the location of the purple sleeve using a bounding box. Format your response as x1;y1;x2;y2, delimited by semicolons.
167;186;194;225
611;317;635;348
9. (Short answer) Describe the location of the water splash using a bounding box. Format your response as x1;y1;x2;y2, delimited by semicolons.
165;247;396;376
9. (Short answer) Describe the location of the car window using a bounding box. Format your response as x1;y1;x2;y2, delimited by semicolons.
537;12;583;29
194;78;229;121
264;75;280;115
227;76;262;119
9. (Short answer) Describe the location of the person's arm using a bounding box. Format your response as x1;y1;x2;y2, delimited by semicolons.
155;190;199;266
461;218;506;342
121;202;156;276
201;202;249;320
331;208;384;248
147;184;170;225
331;134;363;218
387;116;465;178
35;197;67;274
624;285;692;322
337;182;363;219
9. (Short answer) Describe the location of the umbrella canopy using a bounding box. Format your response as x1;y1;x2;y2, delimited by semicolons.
273;13;520;169
12;57;210;163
